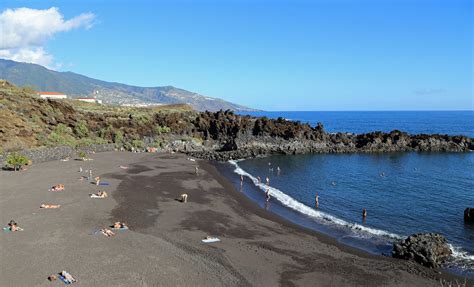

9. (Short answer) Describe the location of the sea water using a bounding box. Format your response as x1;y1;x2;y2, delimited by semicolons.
227;111;474;277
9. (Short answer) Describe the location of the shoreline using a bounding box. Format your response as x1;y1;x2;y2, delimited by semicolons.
0;151;471;286
218;156;474;278
205;159;472;283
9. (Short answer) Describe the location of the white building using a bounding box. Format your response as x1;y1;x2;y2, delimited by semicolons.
37;92;68;100
77;97;103;104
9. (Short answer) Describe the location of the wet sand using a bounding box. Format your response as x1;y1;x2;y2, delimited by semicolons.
0;151;470;286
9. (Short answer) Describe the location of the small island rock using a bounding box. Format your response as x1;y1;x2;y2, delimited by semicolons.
392;233;452;268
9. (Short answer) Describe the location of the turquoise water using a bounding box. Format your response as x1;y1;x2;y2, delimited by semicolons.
227;111;474;277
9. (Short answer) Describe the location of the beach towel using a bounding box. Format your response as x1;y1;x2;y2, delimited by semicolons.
58;272;76;285
58;275;72;285
3;226;23;232
202;237;220;243
89;194;105;199
113;226;129;231
98;182;110;186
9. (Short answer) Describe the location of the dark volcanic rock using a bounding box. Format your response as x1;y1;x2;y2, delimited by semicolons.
170;110;474;161
465;208;474;223
392;233;452;268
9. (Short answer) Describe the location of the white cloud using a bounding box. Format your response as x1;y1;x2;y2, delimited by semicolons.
0;7;95;68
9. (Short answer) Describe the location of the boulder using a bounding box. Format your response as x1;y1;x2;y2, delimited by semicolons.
392;233;452;268
465;208;474;223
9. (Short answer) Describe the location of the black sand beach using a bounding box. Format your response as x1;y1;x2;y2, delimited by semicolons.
0;152;471;286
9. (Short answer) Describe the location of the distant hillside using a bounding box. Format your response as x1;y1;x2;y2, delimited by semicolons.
0;59;257;112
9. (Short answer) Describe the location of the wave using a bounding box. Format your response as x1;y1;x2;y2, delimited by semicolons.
228;160;474;266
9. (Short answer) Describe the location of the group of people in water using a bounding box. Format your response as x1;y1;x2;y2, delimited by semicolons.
239;161;370;220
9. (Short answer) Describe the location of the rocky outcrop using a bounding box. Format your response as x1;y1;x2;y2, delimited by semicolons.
465;208;474;223
173;110;474;160
392;233;452;268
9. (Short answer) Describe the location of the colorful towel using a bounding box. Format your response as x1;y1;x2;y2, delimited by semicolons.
98;182;110;186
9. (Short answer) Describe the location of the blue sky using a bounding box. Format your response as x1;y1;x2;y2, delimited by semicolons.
1;0;472;111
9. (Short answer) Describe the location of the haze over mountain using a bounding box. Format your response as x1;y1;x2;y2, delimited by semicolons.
0;59;256;112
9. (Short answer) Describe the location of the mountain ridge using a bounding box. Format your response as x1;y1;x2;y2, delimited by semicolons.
0;59;257;112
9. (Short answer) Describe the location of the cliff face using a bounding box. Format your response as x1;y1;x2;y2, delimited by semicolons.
157;110;473;160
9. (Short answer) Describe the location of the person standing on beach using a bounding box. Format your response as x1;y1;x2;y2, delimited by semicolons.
195;166;199;175
89;170;93;181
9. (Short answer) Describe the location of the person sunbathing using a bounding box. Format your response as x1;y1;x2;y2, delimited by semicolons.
100;228;115;237
7;220;22;232
50;184;65;192
60;271;76;284
90;191;108;198
40;204;60;209
112;222;128;229
180;193;188;203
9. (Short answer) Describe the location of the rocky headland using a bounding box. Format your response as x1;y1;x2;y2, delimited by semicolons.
166;110;473;161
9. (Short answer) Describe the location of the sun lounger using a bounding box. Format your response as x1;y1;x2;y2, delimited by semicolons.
202;237;220;243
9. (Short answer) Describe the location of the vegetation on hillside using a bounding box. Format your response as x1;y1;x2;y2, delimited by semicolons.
0;80;192;152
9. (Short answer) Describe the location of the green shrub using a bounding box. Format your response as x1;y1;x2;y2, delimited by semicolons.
74;121;89;138
47;131;76;147
76;137;108;147
151;139;163;148
131;139;144;149
78;151;87;159
114;130;123;144
6;153;29;171
47;124;77;147
55;123;72;135
154;125;171;135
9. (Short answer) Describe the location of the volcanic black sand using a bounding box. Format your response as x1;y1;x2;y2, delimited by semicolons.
0;151;471;286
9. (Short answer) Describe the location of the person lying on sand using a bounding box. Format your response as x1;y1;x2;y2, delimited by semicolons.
90;191;108;198
50;184;65;192
119;165;129;169
60;271;77;284
100;228;115;237
112;222;128;229
6;220;23;232
179;193;188;203
40;204;61;209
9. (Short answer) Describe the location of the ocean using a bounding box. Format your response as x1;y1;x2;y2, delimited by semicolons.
226;111;474;277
